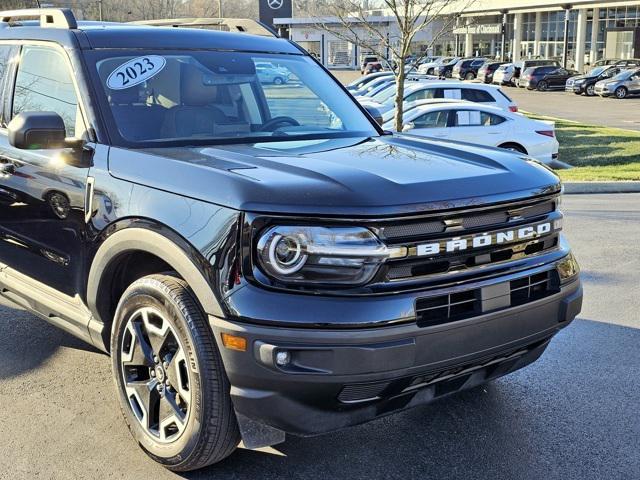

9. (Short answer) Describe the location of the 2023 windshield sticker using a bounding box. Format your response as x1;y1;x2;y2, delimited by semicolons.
106;55;167;90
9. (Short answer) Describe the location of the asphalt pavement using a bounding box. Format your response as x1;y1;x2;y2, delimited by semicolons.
505;87;640;131
0;194;638;480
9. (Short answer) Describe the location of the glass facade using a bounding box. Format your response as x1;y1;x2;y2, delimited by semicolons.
452;4;640;68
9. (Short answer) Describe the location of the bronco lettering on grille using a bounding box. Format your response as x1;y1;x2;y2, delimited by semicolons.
415;222;555;257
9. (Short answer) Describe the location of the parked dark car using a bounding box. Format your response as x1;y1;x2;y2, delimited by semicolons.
522;66;578;91
513;59;561;87
436;57;462;78
361;55;382;74
478;61;508;83
565;65;623;96
0;7;582;473
452;57;487;80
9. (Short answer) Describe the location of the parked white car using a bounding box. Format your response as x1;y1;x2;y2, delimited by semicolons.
383;102;560;166
346;71;393;92
492;63;515;86
351;75;395;96
360;81;518;115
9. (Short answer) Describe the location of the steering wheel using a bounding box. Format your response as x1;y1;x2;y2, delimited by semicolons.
259;116;300;132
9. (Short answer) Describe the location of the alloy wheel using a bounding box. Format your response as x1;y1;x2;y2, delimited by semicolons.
586;84;595;96
615;87;627;99
120;307;191;443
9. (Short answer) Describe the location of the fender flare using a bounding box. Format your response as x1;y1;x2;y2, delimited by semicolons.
87;226;224;348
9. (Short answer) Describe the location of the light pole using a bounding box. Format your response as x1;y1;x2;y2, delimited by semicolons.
562;4;572;68
98;0;103;21
218;0;223;18
500;9;508;62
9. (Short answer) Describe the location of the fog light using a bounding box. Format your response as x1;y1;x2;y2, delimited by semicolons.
275;350;291;366
557;253;580;282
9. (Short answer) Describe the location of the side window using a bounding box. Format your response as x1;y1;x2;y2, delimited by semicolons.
12;46;84;137
462;89;494;102
406;88;439;102
0;45;14;127
453;110;483;127
413;110;449;129
480;112;506;126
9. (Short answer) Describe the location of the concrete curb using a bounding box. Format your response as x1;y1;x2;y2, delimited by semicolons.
564;182;640;194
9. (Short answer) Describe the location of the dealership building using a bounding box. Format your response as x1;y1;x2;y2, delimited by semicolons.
274;0;640;71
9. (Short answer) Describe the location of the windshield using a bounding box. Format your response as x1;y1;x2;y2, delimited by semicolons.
588;66;607;76
612;69;636;81
370;83;397;102
89;50;377;146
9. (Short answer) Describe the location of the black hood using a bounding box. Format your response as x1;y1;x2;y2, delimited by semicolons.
569;74;596;81
108;135;560;217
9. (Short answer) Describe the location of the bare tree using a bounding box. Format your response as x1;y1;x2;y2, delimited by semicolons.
298;0;474;132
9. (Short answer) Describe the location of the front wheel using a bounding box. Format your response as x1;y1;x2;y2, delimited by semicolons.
464;72;475;81
273;77;284;85
615;86;628;99
111;274;240;471
585;84;595;96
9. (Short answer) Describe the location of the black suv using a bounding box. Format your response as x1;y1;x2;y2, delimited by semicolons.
522;66;578;91
0;9;582;472
452;58;487;81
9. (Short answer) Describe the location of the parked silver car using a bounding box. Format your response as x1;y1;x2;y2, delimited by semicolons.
256;62;290;84
594;67;640;98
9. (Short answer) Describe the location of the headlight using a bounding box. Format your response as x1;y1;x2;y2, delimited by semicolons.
574;79;585;85
256;226;406;286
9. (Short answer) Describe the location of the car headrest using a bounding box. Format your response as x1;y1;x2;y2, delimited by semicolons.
181;63;218;106
108;86;140;105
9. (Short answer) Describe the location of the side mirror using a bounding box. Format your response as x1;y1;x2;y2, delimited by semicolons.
8;112;76;150
363;105;384;126
402;122;415;132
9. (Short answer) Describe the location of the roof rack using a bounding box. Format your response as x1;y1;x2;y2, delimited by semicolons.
0;8;77;29
131;17;278;38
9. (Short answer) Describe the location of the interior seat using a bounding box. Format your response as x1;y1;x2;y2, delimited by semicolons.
108;86;165;141
161;63;230;138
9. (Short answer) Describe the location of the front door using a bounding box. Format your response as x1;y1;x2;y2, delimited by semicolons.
0;43;90;298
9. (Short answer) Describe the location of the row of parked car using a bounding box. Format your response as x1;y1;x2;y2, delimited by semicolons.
414;55;640;99
346;72;563;169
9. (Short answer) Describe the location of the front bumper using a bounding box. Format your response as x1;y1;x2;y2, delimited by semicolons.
212;263;582;437
565;83;585;93
594;86;611;96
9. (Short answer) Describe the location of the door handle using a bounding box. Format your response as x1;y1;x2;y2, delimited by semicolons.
0;163;15;176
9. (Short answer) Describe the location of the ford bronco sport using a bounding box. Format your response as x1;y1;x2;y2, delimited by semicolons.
0;9;582;472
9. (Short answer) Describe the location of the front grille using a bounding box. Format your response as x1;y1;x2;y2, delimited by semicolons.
415;269;559;327
378;198;555;241
387;235;559;281
372;195;561;285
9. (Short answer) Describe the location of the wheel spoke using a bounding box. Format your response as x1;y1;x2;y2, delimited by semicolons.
158;390;187;441
140;309;171;358
125;378;159;428
166;347;190;403
123;321;155;368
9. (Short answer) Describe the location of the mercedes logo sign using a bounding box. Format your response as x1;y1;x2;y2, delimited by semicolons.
268;0;283;9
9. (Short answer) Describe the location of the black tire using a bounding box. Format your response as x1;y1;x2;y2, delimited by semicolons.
615;86;627;99
585;84;595;96
499;143;527;154
537;80;548;91
111;273;240;472
464;72;475;81
273;77;284;85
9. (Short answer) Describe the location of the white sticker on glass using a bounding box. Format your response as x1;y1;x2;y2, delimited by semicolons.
106;56;166;90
